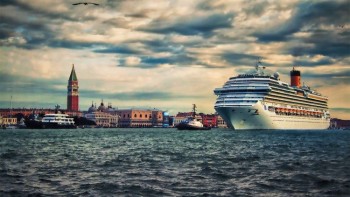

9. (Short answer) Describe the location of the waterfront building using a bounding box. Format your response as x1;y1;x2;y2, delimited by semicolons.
174;112;190;126
163;111;170;127
216;115;228;128
116;108;163;128
83;100;164;128
67;64;79;112
0;108;82;118
2;117;17;126
84;102;118;127
200;113;217;128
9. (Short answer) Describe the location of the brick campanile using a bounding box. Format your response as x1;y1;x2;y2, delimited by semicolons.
67;64;79;111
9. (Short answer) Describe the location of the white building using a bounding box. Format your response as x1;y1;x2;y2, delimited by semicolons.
84;102;118;127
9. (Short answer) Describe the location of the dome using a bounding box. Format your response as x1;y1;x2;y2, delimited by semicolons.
88;103;97;113
98;102;106;112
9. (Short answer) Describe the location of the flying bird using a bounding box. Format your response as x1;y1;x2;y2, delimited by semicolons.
72;2;99;6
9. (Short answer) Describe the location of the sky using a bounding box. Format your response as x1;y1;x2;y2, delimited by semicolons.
0;0;349;119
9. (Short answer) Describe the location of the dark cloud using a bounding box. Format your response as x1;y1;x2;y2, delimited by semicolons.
0;71;66;95
117;55;193;69
0;1;102;49
288;31;350;58
142;54;195;66
93;45;141;54
0;0;81;22
302;70;350;79
49;39;102;50
142;39;187;54
292;57;335;67
254;1;350;42
0;11;55;49
139;12;234;36
0;29;14;39
253;1;350;59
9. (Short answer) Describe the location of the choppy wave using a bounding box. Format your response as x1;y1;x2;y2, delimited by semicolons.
1;128;350;196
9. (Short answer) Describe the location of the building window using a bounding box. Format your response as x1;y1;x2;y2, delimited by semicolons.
128;114;130;118
134;114;137;118
140;114;142;118
145;114;147;118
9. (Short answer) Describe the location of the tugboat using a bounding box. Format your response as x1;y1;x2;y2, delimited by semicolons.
176;104;211;130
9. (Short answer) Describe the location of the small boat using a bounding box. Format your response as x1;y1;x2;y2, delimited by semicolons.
176;104;211;130
2;125;18;129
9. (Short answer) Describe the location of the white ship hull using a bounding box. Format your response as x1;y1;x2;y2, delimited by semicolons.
215;102;330;130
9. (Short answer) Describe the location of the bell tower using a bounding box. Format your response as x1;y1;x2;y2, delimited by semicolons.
67;64;79;111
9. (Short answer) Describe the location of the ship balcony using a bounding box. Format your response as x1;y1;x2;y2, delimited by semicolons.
214;86;271;95
215;100;259;107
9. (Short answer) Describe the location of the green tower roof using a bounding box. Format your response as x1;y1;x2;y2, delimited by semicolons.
69;64;78;81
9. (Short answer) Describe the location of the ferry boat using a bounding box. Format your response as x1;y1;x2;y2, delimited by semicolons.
214;60;330;130
41;114;76;129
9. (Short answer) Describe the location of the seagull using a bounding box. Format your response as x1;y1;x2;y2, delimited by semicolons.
72;2;99;6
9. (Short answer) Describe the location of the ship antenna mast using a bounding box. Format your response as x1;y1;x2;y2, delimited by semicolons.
10;95;12;117
255;57;265;75
192;104;196;118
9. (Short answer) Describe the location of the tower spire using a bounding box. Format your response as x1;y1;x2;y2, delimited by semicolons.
69;64;78;81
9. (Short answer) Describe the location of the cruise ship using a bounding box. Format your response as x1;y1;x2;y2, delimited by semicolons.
214;61;330;130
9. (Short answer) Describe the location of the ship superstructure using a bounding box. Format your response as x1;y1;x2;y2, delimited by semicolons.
214;61;330;130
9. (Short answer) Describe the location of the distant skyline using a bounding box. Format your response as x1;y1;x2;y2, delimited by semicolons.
0;0;349;118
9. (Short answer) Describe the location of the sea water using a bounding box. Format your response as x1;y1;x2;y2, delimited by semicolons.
1;128;349;196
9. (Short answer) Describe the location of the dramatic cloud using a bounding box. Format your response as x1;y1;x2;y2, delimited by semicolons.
0;0;349;119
